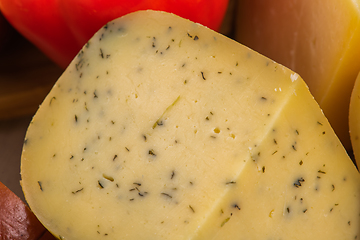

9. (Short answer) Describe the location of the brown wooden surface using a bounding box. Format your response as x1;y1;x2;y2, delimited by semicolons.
0;33;63;120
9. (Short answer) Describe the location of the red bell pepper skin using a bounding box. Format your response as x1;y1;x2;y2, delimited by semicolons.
0;0;229;69
0;0;80;69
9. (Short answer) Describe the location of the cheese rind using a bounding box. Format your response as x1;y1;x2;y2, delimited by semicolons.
21;10;360;240
349;71;360;168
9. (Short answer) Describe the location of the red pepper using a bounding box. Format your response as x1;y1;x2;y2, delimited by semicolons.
0;0;229;69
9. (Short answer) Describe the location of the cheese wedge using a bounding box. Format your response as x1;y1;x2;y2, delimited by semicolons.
349;71;360;168
21;10;360;240
235;0;360;150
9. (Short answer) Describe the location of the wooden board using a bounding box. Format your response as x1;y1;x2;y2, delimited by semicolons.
0;34;63;120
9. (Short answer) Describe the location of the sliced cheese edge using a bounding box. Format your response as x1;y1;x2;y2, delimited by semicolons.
350;71;360;169
21;10;360;240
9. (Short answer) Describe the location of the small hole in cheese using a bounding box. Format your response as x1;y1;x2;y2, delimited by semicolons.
213;128;220;134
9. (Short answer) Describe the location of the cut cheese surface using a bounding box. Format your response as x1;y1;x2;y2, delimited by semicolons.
235;0;360;150
21;10;360;240
349;71;360;168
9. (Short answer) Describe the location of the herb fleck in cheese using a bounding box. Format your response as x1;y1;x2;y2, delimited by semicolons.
21;10;360;240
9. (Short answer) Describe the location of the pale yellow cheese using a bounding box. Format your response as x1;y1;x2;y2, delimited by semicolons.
349;71;360;168
21;10;360;240
235;0;360;150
